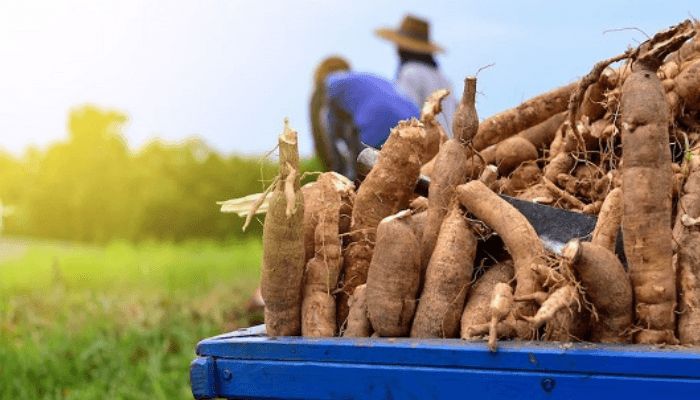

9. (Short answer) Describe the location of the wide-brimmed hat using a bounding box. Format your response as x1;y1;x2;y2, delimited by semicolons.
375;15;444;54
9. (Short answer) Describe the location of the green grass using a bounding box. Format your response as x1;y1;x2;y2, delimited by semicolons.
0;238;263;399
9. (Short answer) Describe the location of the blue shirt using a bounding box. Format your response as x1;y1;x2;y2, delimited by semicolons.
326;72;420;148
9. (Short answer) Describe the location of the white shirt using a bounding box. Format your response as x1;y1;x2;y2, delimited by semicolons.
396;61;457;136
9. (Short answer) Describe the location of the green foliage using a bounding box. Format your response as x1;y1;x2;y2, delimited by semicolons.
0;239;262;399
0;105;325;243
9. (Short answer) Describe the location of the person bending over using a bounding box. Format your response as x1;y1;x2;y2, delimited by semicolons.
376;15;457;133
309;56;419;179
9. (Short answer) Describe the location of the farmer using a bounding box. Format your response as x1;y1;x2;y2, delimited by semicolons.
376;15;457;134
309;56;419;180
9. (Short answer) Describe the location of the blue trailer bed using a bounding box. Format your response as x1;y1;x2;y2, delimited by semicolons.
190;325;700;399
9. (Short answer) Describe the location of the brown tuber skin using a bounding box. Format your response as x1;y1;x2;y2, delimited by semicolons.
256;22;700;343
412;205;477;338
366;211;422;337
516;183;554;204
518;111;566;151
302;173;354;261
338;176;355;240
457;180;546;338
621;56;677;344
591;188;623;252
561;164;607;202
409;196;429;212
302;261;338;337
580;82;606;121
502;161;542;195
563;240;633;343
338;119;425;326
421;89;450;162
544;305;590;342
589;118;612;139
549;123;566;157
523;285;577;329
473;82;577;150
343;284;372;337
544;152;575;183
463;109;556;179
539;253;590;342
478;165;499;189
421;139;469;268
420;155;437;178
488;282;514;351
302;181;323;262
674;59;700;112
494;136;539;175
420;76;476;272
261;122;305;336
461;262;515;339
674;152;700;344
301;174;344;337
452;76;479;145
406;209;428;237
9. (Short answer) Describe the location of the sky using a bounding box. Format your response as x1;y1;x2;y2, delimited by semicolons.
0;0;698;156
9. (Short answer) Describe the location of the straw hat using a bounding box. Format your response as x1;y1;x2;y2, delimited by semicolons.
376;15;444;54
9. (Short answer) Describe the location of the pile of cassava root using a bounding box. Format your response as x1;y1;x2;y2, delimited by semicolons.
252;20;700;349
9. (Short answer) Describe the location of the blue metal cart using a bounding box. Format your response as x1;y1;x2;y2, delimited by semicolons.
190;325;700;399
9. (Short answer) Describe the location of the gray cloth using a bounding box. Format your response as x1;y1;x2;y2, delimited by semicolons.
396;61;457;136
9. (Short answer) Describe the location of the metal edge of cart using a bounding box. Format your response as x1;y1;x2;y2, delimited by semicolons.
190;325;700;399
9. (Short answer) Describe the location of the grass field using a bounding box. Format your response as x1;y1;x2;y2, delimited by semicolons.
0;238;262;399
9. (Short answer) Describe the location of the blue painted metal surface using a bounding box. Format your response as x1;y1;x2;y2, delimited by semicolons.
190;325;700;399
189;356;216;399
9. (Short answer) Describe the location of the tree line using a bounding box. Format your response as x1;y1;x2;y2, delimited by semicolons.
0;105;320;242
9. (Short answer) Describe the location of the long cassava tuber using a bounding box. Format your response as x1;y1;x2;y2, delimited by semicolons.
465;112;564;179
675;151;700;344
302;172;354;262
518;111;567;151
562;240;633;343
493;136;538;175
338;119;425;326
301;173;346;337
460;261;515;339
302;258;338;337
621;42;679;344
412;204;476;338
457;180;546;338
420;140;469;267
591;187;623;252
461;261;515;339
343;284;372;337
366;211;422;337
261;121;306;336
421;77;477;268
473;82;577;150
301;181;324;262
452;76;479;144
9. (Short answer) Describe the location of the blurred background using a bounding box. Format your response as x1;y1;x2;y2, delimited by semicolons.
0;1;697;398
